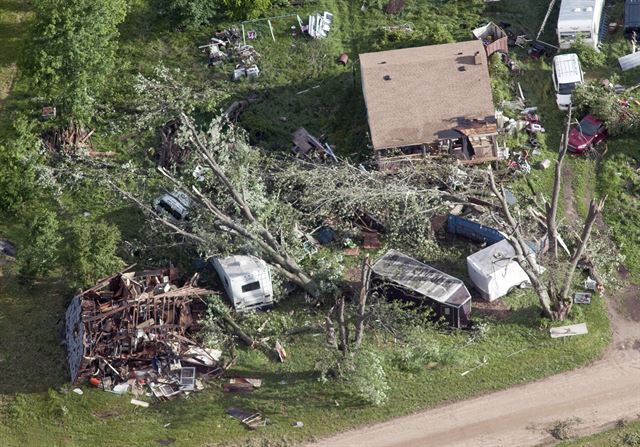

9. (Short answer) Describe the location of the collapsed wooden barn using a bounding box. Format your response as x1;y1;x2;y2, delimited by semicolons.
371;249;472;328
64;267;222;390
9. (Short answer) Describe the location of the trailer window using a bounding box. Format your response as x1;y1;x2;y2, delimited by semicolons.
241;281;261;293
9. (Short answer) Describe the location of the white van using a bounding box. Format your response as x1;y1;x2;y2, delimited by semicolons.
212;255;274;311
552;54;584;110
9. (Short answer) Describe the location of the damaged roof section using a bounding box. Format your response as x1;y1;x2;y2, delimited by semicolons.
359;40;496;150
64;267;222;390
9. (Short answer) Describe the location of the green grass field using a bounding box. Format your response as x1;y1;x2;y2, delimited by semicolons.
0;0;636;445
560;419;640;447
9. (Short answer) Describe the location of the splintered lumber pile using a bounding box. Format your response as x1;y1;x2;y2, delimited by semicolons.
42;124;95;156
64;267;224;400
156;119;190;168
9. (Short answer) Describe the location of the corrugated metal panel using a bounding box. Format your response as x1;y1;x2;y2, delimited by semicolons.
619;51;640;71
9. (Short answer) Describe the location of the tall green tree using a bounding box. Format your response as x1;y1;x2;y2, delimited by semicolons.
18;209;62;281
26;0;128;125
62;218;124;288
0;116;45;214
220;0;271;20
163;0;220;28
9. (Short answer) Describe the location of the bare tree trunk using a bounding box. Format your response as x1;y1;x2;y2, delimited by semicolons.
354;255;371;350
488;168;554;319
337;296;349;355
558;198;606;309
546;105;571;260
325;306;337;348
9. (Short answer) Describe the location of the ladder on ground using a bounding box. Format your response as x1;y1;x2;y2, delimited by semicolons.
536;0;558;41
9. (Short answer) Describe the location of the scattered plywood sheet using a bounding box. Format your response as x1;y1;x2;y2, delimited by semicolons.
550;323;588;339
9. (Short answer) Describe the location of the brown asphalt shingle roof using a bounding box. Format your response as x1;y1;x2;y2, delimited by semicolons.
360;40;496;150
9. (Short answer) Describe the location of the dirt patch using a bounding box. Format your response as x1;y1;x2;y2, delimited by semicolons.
620;285;640;322
562;163;580;224
0;63;16;105
471;299;513;321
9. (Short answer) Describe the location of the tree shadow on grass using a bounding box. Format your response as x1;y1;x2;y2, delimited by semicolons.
0;274;68;394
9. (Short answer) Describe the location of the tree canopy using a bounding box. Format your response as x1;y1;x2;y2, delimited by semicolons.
26;0;128;125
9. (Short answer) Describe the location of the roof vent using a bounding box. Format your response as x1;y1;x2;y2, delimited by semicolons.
378;61;387;64
573;7;581;12
458;66;466;71
474;51;482;65
586;6;593;11
383;74;392;80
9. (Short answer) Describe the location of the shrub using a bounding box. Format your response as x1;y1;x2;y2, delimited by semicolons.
571;34;605;69
345;349;390;406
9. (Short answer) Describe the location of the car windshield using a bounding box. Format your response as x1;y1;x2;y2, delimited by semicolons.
578;118;601;136
558;82;578;95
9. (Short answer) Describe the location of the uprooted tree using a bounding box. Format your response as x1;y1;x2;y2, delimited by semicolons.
114;113;321;299
488;107;605;320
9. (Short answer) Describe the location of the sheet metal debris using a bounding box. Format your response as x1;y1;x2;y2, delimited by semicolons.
550;323;588;338
227;407;267;430
64;267;224;401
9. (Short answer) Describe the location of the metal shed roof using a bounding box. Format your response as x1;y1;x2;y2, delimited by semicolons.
371;249;470;307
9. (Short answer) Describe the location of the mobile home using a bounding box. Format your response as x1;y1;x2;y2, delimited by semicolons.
212;255;274;311
371;249;472;328
557;0;605;50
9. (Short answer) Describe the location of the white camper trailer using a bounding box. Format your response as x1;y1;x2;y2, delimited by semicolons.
212;255;274;311
557;0;605;50
466;239;531;301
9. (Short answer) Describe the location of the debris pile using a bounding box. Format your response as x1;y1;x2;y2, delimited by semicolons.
306;11;334;39
200;29;261;81
42;124;95;156
64;267;224;401
231;45;261;81
291;127;337;162
156;119;190;168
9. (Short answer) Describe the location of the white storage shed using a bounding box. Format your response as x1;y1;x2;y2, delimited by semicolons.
557;0;605;50
466;239;531;301
212;255;274;311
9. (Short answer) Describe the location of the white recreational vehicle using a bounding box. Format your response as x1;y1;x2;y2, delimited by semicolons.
212;255;274;311
557;0;605;50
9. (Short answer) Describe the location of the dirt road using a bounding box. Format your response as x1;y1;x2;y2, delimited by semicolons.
311;288;640;447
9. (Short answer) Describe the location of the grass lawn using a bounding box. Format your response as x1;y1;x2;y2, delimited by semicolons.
559;419;640;447
0;0;633;446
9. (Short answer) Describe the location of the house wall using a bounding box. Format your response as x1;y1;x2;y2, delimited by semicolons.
65;296;85;383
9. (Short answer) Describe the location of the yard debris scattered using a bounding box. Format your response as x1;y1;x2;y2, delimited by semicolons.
130;398;150;408
306;11;334;39
64;266;225;402
574;293;592;304
292;128;338;162
0;239;17;257
224;377;262;393
227;407;267;430
550;323;588;338
41;106;56;120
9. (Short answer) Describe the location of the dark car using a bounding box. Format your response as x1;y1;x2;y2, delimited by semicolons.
568;115;607;154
